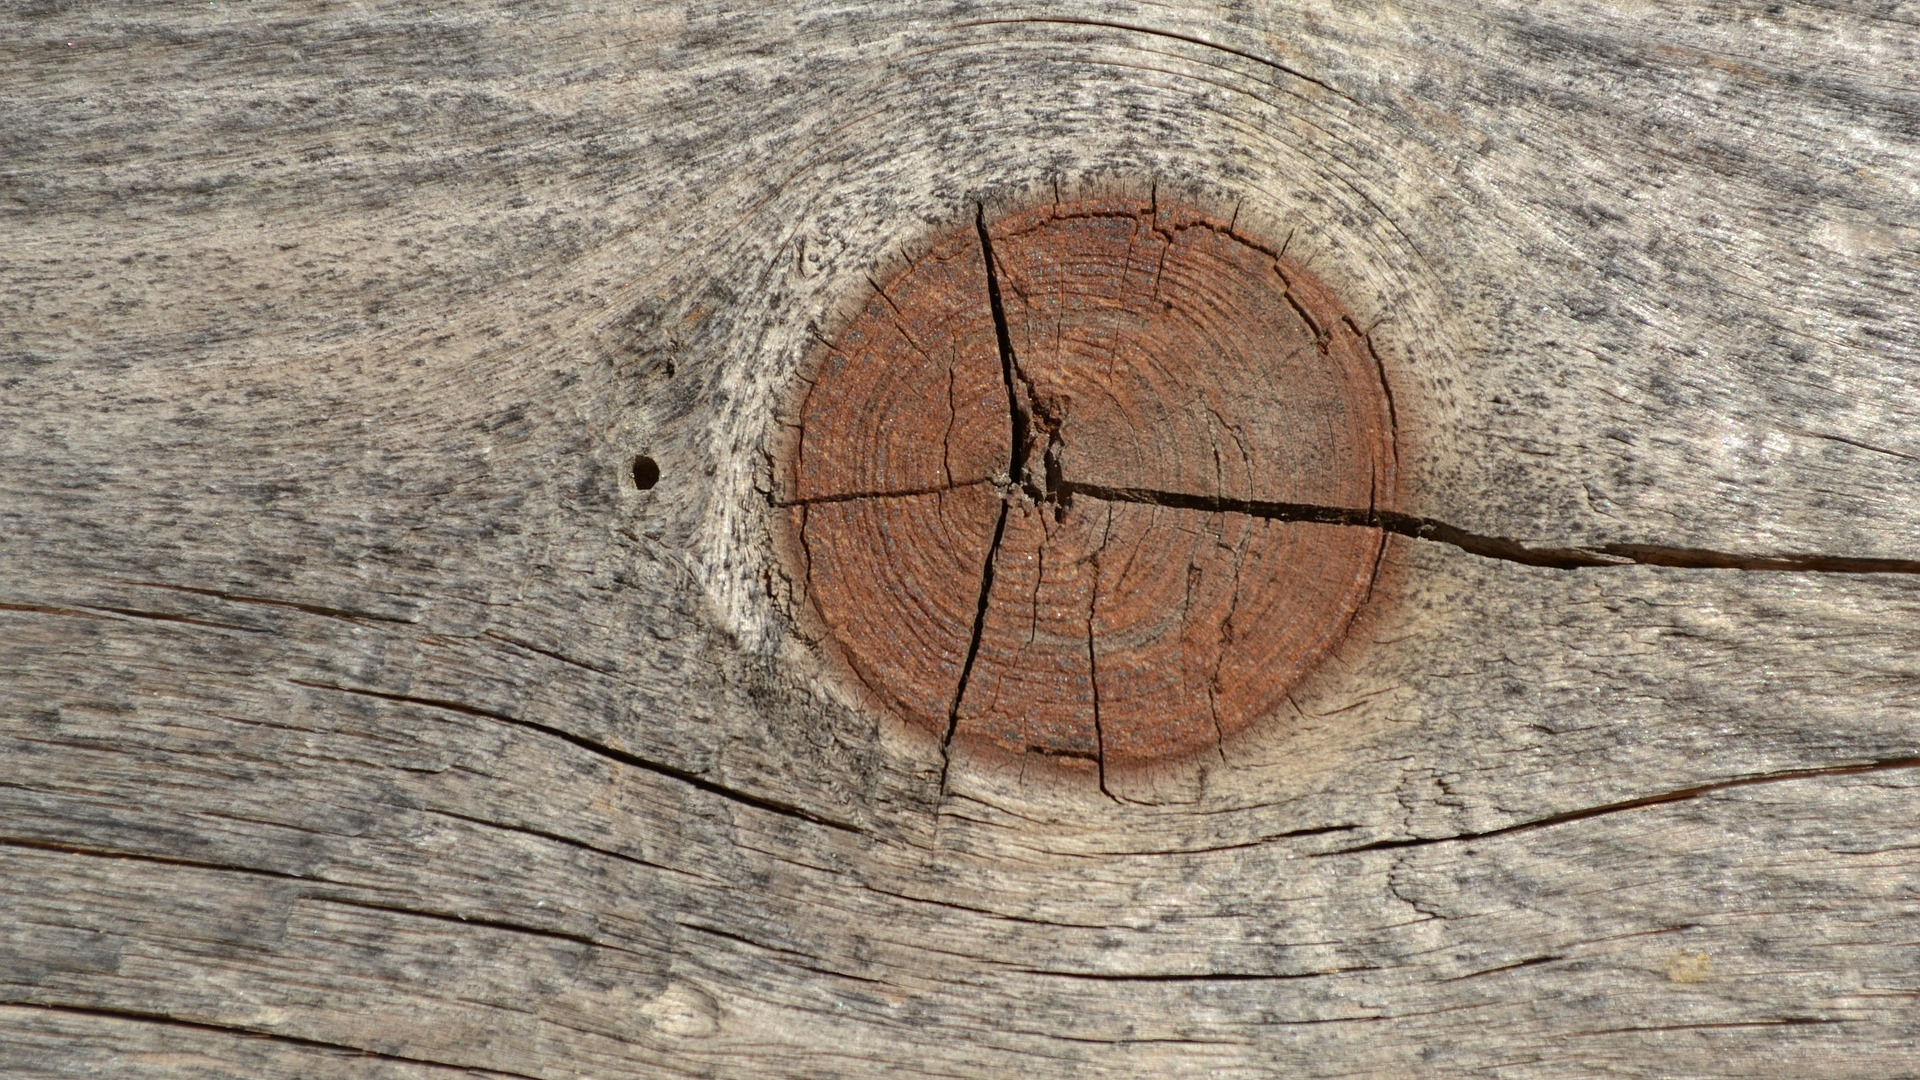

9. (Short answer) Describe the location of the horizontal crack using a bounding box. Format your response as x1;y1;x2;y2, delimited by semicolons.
1597;543;1920;575
112;581;416;624
773;475;1920;574
0;1002;542;1079
1567;1018;1851;1036
1320;755;1920;855
290;681;862;835
1010;965;1377;982
1438;954;1564;983
311;896;642;956
1062;482;1920;574
773;479;994;507
419;807;721;886
0;836;312;881
678;921;891;986
955;17;1353;101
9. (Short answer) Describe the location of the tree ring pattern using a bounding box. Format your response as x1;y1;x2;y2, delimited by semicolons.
780;199;1396;770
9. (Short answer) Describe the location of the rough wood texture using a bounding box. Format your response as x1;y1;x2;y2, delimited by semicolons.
6;1;1920;1077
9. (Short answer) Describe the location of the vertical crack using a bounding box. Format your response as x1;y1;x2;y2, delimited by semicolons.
1345;313;1401;518
939;500;1009;795
1089;594;1110;800
1148;218;1172;301
793;503;817;624
1088;503;1118;802
1276;282;1327;349
942;363;957;488
976;204;1031;488
977;202;1069;505
932;204;1041;798
1207;512;1250;766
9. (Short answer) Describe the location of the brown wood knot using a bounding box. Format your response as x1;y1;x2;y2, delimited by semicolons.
777;198;1397;770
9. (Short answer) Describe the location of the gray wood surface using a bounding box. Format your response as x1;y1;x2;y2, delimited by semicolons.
5;1;1920;1076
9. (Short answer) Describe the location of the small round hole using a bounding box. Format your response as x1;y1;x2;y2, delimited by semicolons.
631;455;660;491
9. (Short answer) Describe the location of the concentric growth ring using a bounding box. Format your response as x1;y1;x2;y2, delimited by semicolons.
779;198;1396;770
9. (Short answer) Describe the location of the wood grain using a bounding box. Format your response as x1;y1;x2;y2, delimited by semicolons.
5;0;1920;1076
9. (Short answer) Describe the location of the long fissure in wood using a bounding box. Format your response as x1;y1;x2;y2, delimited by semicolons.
1086;541;1114;800
776;476;1920;574
975;204;1031;490
937;206;1038;785
292;680;862;833
0;1002;547;1080
940;499;1009;785
1059;481;1920;575
1322;754;1920;854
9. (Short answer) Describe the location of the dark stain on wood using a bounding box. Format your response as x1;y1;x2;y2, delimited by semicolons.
778;199;1398;774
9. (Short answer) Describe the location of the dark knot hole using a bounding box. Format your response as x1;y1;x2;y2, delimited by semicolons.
631;455;660;491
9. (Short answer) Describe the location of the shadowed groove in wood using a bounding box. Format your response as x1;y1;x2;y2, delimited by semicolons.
976;204;1031;489
291;680;863;834
954;17;1354;100
0;837;311;883
0;1002;547;1080
1321;754;1920;854
1063;482;1920;575
939;497;1009;790
934;209;1022;791
783;480;1920;575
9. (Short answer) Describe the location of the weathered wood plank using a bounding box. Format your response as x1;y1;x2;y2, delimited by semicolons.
6;542;1920;1075
6;0;1920;1075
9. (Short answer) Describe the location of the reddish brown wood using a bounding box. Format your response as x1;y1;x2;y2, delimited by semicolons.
782;199;1397;769
786;485;1005;731
787;230;1009;501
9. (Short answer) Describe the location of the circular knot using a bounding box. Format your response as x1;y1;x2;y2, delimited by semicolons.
781;198;1396;769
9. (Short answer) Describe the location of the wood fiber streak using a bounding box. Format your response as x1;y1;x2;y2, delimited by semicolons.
785;199;1393;766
